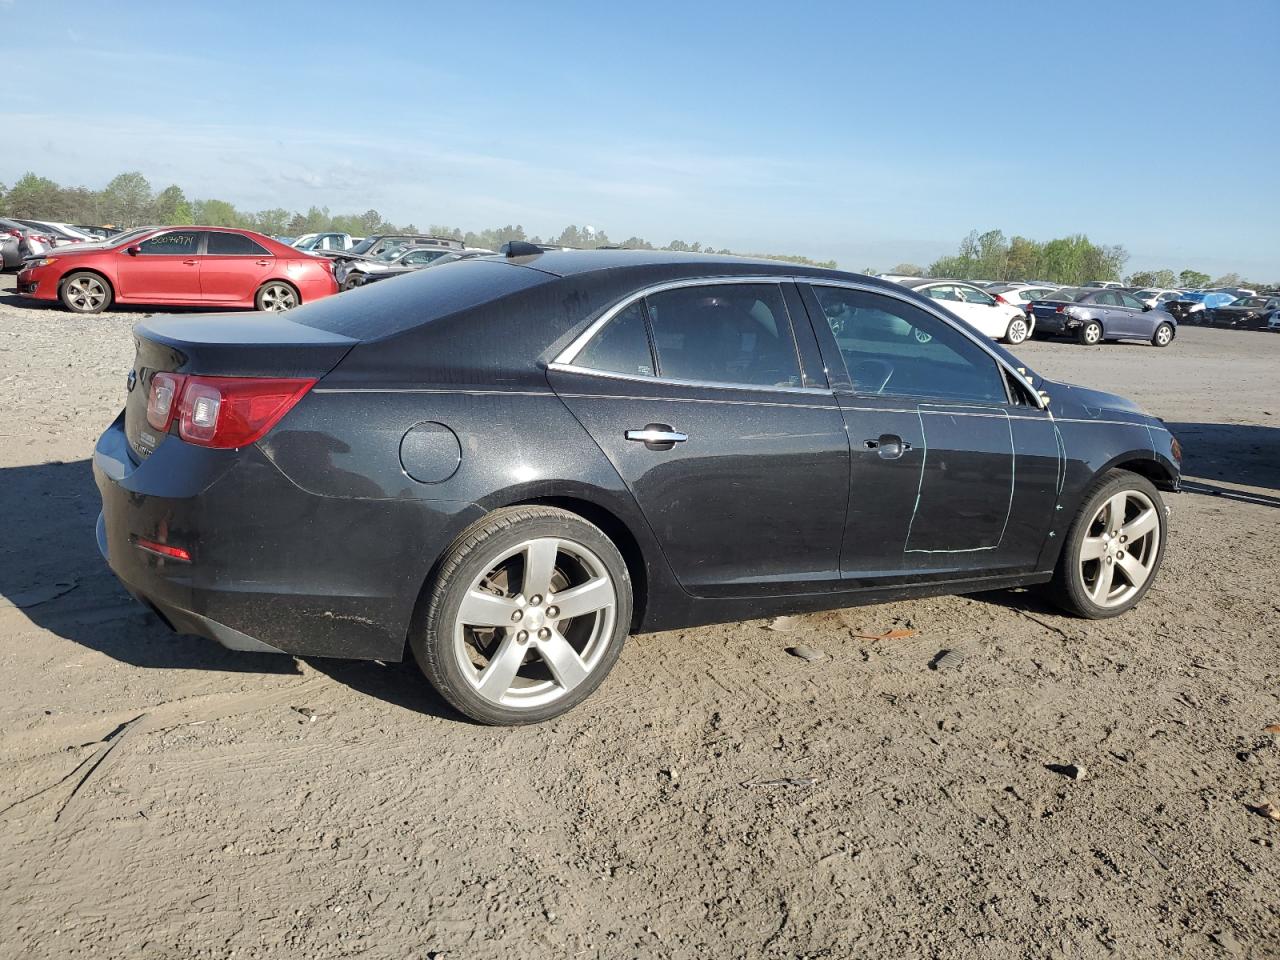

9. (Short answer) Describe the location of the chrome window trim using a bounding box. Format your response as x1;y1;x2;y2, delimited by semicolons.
554;275;797;367
555;273;1044;410
803;278;1046;410
547;361;833;397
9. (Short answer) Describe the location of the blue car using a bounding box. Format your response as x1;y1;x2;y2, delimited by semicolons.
1027;287;1177;346
1165;291;1236;324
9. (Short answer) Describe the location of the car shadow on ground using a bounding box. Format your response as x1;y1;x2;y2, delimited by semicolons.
0;289;235;315
0;458;463;719
1166;421;1280;503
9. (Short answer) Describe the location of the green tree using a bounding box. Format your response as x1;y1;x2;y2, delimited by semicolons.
190;198;243;226
1210;272;1242;288
250;208;291;235
1179;269;1211;288
3;172;68;219
99;172;153;227
152;185;193;225
888;263;925;276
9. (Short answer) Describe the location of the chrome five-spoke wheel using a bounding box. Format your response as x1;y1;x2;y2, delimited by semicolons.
1078;489;1160;608
413;506;632;724
60;272;113;314
256;282;298;312
455;537;617;709
1051;469;1166;618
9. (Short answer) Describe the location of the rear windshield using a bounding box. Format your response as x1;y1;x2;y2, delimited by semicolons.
1042;287;1090;302
290;258;549;339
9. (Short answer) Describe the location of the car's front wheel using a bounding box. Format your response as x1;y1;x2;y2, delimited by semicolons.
1003;315;1030;345
1152;321;1174;347
60;271;113;314
1050;469;1166;619
411;506;632;725
1078;319;1103;345
255;280;299;312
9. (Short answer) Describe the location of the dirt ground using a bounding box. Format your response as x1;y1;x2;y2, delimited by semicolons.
0;271;1276;960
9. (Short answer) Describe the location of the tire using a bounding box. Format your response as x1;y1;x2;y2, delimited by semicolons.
1151;322;1174;347
59;271;113;314
1078;319;1103;345
341;275;364;292
254;280;299;312
411;506;633;725
1003;315;1030;345
1049;469;1166;619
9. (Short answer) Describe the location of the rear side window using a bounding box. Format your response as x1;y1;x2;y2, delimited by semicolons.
206;232;270;256
291;259;548;338
138;231;201;256
644;284;802;388
574;302;655;377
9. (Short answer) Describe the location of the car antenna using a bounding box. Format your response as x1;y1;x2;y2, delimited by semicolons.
500;240;544;258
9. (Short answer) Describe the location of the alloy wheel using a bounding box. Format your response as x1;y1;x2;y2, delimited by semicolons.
259;283;298;312
66;276;107;311
1006;317;1029;344
1077;490;1161;608
1155;325;1172;346
453;537;618;709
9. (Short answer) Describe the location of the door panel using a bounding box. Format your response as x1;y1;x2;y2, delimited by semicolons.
200;256;273;301
115;230;203;302
551;370;850;596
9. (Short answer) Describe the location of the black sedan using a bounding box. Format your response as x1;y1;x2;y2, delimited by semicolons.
1027;287;1177;346
1201;295;1280;330
94;248;1180;724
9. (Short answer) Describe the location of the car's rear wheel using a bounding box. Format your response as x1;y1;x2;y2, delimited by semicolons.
1003;315;1030;345
1078;320;1103;345
411;506;632;725
255;280;299;312
1152;322;1174;347
59;271;113;314
1049;469;1166;619
341;275;364;292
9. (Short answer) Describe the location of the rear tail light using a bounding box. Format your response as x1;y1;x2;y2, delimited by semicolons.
146;372;186;430
132;536;191;562
994;294;1009;304
1055;305;1066;313
176;376;316;448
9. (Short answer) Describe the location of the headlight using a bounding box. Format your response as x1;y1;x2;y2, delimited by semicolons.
29;257;58;267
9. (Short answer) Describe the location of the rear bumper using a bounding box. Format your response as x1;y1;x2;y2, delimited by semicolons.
1031;313;1078;335
93;414;483;661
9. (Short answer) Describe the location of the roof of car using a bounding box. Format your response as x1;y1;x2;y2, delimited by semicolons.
899;277;979;289
482;247;862;283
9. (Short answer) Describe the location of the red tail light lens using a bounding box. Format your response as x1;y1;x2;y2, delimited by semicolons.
1055;305;1065;313
132;536;191;562
177;376;316;448
146;372;187;431
994;294;1008;304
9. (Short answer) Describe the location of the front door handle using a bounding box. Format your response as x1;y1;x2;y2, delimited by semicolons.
626;424;687;450
864;434;911;459
255;259;271;266
183;259;198;265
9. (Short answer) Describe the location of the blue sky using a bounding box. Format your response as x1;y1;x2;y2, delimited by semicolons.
3;0;1277;276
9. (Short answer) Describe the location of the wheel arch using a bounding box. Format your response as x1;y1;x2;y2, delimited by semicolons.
58;266;114;294
257;277;301;303
1097;451;1179;492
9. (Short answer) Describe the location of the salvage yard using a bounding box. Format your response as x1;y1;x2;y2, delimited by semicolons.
0;271;1277;959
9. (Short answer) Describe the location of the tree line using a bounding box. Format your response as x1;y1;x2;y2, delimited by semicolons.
884;228;1272;291
0;170;835;268
2;171;1268;287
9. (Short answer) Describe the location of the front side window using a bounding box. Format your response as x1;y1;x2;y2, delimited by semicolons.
957;285;996;305
206;232;270;256
644;284;802;388
138;231;201;256
812;286;1008;404
1119;293;1145;309
401;250;444;265
574;302;655;378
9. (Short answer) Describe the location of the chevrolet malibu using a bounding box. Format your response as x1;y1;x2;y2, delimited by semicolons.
18;226;338;314
94;247;1181;724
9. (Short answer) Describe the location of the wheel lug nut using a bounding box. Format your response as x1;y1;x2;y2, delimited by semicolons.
511;610;523;622
1106;557;1113;564
1120;535;1127;543
537;627;551;640
530;594;542;606
516;630;528;642
546;606;559;618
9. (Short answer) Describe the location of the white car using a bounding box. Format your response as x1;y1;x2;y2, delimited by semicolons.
985;282;1060;310
1083;281;1124;289
898;278;1033;344
14;219;97;246
1132;288;1183;309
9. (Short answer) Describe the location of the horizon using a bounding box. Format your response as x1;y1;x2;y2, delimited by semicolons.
3;0;1277;277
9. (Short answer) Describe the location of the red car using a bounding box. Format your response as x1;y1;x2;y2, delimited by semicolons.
16;226;338;314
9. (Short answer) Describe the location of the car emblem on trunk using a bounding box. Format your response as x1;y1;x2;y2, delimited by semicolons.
127;369;137;392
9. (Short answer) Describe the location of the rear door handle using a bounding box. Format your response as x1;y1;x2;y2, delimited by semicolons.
183;259;198;265
626;424;687;450
255;259;271;266
864;434;911;459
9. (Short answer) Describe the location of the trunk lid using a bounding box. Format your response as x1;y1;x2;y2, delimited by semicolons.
124;312;357;461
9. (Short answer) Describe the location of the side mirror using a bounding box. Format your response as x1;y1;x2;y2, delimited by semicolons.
1142;304;1151;311
126;245;141;256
